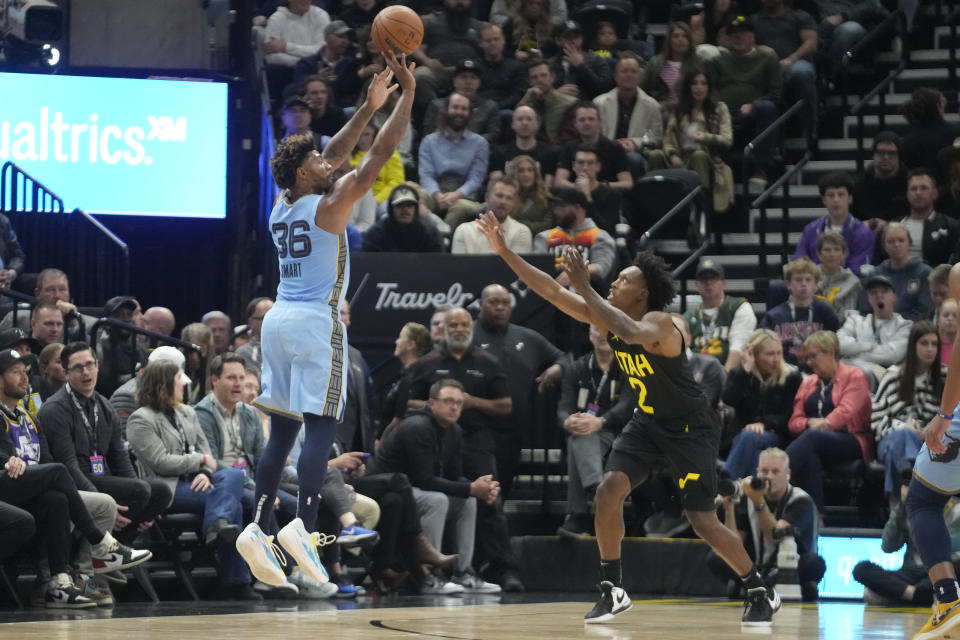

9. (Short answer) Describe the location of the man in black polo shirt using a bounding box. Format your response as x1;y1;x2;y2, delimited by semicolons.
489;106;560;187
396;307;524;591
477;24;526;111
472;283;569;499
39;342;171;542
554;102;633;193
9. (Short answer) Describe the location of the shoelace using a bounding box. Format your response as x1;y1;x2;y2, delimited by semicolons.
265;534;288;570
312;532;337;548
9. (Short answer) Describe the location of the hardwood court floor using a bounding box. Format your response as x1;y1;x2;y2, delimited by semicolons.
0;596;932;640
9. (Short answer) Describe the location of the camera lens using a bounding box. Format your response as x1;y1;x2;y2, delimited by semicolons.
750;476;768;491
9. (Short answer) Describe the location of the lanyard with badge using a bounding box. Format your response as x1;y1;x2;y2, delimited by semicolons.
167;410;191;456
578;354;615;416
67;386;104;475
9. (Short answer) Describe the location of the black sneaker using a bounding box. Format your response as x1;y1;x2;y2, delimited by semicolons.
557;514;591;540
584;580;632;624
742;586;781;627
92;535;152;574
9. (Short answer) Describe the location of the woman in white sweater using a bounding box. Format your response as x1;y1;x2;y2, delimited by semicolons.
871;321;945;504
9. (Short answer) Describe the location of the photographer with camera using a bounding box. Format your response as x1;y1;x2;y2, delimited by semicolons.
710;447;826;601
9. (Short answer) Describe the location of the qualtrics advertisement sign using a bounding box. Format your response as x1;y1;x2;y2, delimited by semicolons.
0;72;228;218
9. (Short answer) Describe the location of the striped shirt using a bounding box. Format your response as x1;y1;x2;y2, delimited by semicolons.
871;364;946;443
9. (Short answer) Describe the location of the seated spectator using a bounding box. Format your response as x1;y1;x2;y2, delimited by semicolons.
721;329;803;477
95;297;148;397
939;299;957;365
786;331;873;511
647;69;734;212
37;342;65;402
503;0;555;61
127;361;259;600
422;60;502;145
302;76;348;139
181;323;214;404
895;169;960;268
547;20;614;100
814;0;888;72
502;154;555;236
753;0;819;141
594;56;663;179
868;223;933;322
566;145;623;237
554;102;633;193
452;177;532;254
709;15;781;184
429;309;447;344
202;310;233;355
930;264;952;321
368;378;503;594
643;22;699;110
263;0;329;69
675;314;727;430
291;21;360;110
516;59;578;144
279;96;324;148
556;324;632;537
853;476;943;606
760;258;841;365
30;302;64;352
349;123;404;205
816;230;862;318
410;0;485;116
937;137;960;217
40;341;172;541
235;297;274;371
0;349;151;607
901;87;960;185
477;24;527;111
691;0;737;53
710;447;826;601
871;321;943;503
109;346;186;437
142;307;175;337
491;0;566;27
0;268;93;342
363;185;444;252
490;107;560;188
0;212;24;291
793;172;874;276
418;92;490;218
587;21;621;63
684;259;757;372
533;186;618;282
852;131;909;230
379;322;434;437
839;273;912;384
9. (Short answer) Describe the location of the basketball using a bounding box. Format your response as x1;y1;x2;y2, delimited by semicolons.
371;6;423;56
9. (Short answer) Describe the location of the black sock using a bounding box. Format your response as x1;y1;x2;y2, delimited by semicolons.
935;578;960;603
740;565;765;591
600;559;622;587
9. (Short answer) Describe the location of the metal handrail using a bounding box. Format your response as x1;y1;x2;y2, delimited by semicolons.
672;239;711;314
839;10;906;112
740;100;806;210
75;208;128;255
849;64;906;173
751;150;813;275
639;184;704;246
0;162;64;213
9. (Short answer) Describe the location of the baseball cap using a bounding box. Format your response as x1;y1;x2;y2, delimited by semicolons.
554;20;582;39
0;348;29;374
390;185;419;207
456;59;481;76
104;296;138;317
864;273;895;291
549;186;589;209
0;328;30;351
725;14;754;33
324;20;352;37
283;95;310;111
147;346;191;386
696;259;725;280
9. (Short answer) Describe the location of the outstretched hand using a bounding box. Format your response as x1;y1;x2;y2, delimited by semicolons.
562;247;592;293
383;53;416;92
924;415;952;454
364;66;398;112
477;212;508;255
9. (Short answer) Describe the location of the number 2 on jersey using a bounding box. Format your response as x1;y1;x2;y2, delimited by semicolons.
627;377;654;415
272;221;312;258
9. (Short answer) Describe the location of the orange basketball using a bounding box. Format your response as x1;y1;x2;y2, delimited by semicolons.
371;6;423;56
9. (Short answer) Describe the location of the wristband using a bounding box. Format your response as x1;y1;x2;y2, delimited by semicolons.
938;410;954;420
753;501;766;511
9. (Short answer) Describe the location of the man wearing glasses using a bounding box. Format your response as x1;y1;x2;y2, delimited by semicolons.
39;341;171;543
852;131;909;231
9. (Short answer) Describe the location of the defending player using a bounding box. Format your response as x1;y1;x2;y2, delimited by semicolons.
477;213;780;626
906;264;960;640
236;54;416;587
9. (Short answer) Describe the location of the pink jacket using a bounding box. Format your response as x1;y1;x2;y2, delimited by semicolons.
788;362;875;462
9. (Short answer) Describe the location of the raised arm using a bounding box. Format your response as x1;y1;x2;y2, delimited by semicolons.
316;55;413;234
562;247;678;354
476;212;596;327
320;66;396;174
